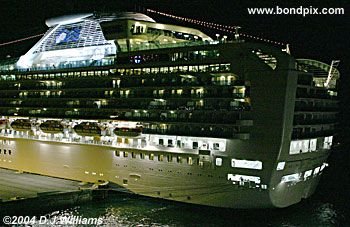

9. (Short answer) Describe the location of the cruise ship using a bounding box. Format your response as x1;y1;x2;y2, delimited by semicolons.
0;12;340;208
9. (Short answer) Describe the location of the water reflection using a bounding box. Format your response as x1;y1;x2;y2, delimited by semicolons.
34;191;348;227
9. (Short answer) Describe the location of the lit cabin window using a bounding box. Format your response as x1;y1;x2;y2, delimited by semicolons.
281;173;301;183
314;167;320;175
231;159;262;170
310;139;317;151
304;170;313;180
115;150;121;157
123;151;128;158
276;162;286;170
149;153;154;160
158;154;164;161
290;140;309;154
227;174;261;184
187;157;193;165
215;158;222;166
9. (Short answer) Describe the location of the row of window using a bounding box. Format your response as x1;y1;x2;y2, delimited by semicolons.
121;49;219;65
0;63;232;82
116;63;231;76
115;150;225;167
115;150;200;165
114;150;263;170
0;149;12;155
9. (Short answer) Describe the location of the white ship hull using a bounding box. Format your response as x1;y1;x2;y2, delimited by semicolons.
0;136;329;208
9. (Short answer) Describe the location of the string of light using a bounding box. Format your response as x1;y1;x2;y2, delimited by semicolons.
0;33;44;47
146;8;286;46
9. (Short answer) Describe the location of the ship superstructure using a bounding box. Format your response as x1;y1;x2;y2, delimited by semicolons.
0;12;339;208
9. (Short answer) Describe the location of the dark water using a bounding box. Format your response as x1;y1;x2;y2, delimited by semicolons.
38;191;349;227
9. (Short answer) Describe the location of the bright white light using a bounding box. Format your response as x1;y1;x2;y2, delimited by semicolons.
276;162;285;171
281;173;300;183
227;174;261;184
215;158;222;166
231;159;262;170
314;167;320;175
304;170;312;179
320;163;328;171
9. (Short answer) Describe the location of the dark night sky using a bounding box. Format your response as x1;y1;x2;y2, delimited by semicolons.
0;0;349;145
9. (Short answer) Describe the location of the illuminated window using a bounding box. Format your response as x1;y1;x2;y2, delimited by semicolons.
310;139;317;151
290;140;309;155
231;159;263;170
227;174;261;184
158;154;164;161
123;151;128;157
149;153;154;160
304;170;312;180
323;136;333;149
115;150;120;156
215;158;222;166
320;163;328;171
276;162;285;170
187;157;193;165
281;173;301;183
314;167;320;175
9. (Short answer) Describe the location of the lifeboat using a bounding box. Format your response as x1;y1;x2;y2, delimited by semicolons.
73;122;101;137
10;119;32;131
40;120;64;134
114;123;142;137
0;119;8;129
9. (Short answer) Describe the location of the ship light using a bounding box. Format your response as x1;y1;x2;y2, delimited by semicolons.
227;174;261;184
276;162;285;170
314;167;321;175
215;158;222;166
320;162;328;171
281;173;301;183
231;159;262;170
304;170;312;180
